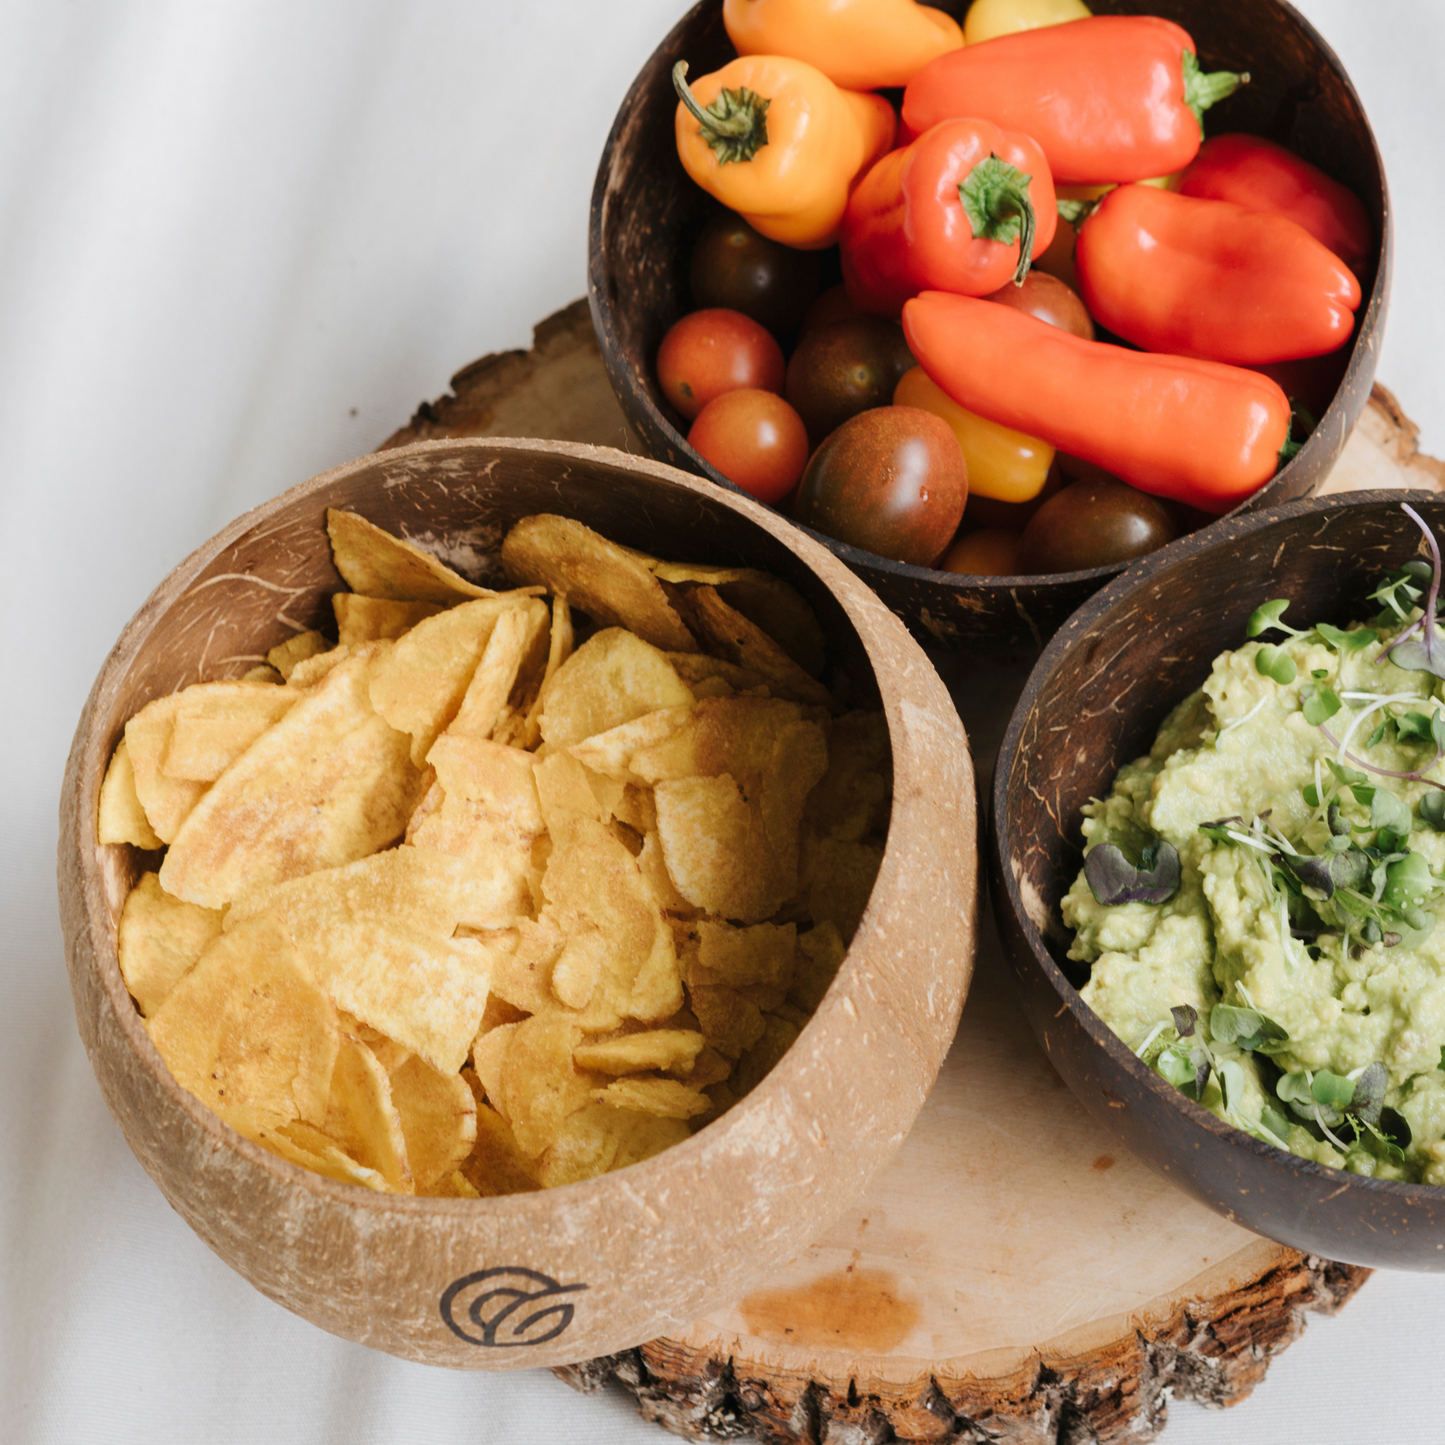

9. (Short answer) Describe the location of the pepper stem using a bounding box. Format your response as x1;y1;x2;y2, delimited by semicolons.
672;60;770;165
1181;49;1249;134
958;155;1037;287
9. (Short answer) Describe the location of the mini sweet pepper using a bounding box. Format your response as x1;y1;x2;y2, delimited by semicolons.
840;118;1057;316
722;0;963;90
673;57;896;249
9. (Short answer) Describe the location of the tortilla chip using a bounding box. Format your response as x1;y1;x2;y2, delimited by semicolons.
461;1092;542;1196
573;1029;706;1076
593;1075;710;1119
327;508;506;604
448;601;550;740
499;1012;602;1156
806;837;885;943
97;737;162;848
687;920;796;991
673;586;833;707
333;594;446;645
538;628;695;750
369;597;545;765
321;1035;412;1192
653;566;825;677
790;921;847;1012
162;686;298;782
267;630;330;680
501;514;697;652
117;871;225;1017
535;1104;690;1188
160;654;422;909
388;1052;478;1193
688;984;766;1060
566;707;694;784
147;913;341;1128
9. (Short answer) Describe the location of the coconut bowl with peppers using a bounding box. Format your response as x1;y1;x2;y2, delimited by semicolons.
588;0;1389;650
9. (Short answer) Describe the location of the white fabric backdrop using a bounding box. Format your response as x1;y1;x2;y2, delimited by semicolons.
3;3;1443;1441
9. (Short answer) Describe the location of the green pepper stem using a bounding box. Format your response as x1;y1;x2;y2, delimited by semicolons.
672;60;770;165
958;154;1037;287
1181;49;1249;133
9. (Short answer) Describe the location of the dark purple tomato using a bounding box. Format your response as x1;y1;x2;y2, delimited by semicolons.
984;270;1095;340
690;213;821;334
798;283;868;337
795;406;968;566
1016;476;1178;574
785;318;916;446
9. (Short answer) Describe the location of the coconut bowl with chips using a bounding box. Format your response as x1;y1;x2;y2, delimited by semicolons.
58;437;977;1367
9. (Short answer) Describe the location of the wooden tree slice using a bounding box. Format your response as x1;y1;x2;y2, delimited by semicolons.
390;302;1442;1443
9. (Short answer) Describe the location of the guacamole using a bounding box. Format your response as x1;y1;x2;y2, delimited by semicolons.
1063;589;1445;1184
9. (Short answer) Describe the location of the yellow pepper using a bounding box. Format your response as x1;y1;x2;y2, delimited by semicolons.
894;366;1053;502
673;57;895;250
723;0;963;90
962;0;1092;45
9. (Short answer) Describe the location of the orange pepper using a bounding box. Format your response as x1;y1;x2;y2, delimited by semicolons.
722;0;962;91
673;57;895;250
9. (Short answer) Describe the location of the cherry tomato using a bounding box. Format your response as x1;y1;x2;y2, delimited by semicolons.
966;457;1065;530
795;406;968;566
799;283;869;337
963;0;1092;44
688;389;810;505
785;317;916;446
690;212;821;334
1015;475;1177;574
985;270;1095;341
657;308;786;422
937;528;1022;576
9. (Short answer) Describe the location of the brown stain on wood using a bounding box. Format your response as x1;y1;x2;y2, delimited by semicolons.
739;1268;920;1354
1092;1154;1116;1172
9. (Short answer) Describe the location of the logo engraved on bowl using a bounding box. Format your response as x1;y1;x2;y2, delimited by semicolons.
439;1267;589;1347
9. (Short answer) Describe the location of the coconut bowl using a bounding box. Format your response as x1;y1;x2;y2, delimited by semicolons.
991;489;1445;1270
588;0;1390;651
58;437;977;1366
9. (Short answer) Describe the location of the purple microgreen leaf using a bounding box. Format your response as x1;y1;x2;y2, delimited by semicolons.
1084;840;1181;906
1272;848;1369;899
1347;1062;1387;1128
1170;1004;1198;1038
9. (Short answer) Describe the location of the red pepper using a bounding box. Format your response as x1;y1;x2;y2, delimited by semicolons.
1179;133;1373;279
900;290;1292;513
902;16;1246;185
839;119;1057;317
1074;184;1361;365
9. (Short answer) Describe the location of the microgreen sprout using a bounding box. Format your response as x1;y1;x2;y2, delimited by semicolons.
1384;503;1445;676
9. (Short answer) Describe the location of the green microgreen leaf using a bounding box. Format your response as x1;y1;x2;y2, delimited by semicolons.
1369;787;1413;835
1317;622;1379;653
1302;685;1342;725
1312;1069;1357;1111
1327;760;1368;786
1247;600;1296;637
1420;792;1445;831
1254;644;1296;685
1210;1003;1289;1052
1260;1104;1293;1142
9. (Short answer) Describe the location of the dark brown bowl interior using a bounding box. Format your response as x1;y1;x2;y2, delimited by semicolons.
588;0;1391;651
990;490;1445;1270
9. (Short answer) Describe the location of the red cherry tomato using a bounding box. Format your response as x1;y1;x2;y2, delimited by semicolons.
688;389;810;505
657;308;786;421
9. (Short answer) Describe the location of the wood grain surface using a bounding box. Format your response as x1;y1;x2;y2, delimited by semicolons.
392;300;1440;1442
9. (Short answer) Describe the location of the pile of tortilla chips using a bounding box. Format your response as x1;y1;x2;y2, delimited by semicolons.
97;509;891;1195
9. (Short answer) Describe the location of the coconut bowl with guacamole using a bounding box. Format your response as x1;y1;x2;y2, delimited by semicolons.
991;491;1445;1271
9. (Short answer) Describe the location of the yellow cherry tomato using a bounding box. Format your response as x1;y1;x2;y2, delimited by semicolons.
937;528;1022;576
962;0;1091;45
894;366;1053;502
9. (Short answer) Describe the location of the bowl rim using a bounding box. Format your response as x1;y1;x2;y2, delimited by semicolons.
992;486;1445;1208
64;433;975;1224
586;0;1392;593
